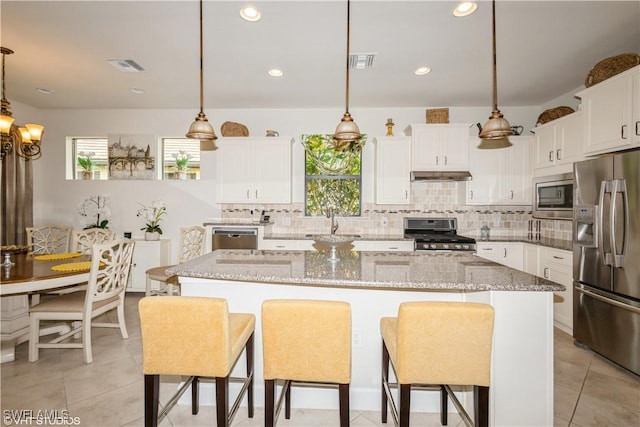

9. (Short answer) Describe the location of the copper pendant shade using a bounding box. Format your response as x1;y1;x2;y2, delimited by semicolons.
332;0;361;147
186;0;217;150
478;0;513;148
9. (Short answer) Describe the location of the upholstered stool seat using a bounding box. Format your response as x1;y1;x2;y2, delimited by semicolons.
381;302;495;427
139;296;255;427
262;299;352;427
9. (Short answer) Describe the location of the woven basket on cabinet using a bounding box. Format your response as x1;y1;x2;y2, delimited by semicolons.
220;121;249;137
584;53;640;87
536;106;575;126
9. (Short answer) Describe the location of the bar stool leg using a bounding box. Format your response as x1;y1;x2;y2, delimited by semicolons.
399;384;411;427
381;342;389;423
474;386;489;427
440;385;448;425
144;374;159;427
192;376;199;415
339;383;350;427
216;376;229;427
265;379;276;427
285;380;292;419
246;334;254;418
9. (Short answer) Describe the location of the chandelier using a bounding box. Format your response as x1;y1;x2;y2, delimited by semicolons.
477;0;513;149
185;0;218;151
1;47;44;160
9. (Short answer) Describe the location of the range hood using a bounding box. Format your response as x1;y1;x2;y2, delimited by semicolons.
410;171;472;181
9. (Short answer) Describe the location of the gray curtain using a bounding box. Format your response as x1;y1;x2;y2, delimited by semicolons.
1;139;34;246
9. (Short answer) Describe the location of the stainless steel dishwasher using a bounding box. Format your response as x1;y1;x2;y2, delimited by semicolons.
211;228;258;250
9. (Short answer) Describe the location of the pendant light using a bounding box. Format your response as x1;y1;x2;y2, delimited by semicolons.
478;0;513;149
186;0;218;150
332;0;361;149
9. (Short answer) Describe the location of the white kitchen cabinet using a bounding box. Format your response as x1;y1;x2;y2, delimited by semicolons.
533;111;584;173
475;241;524;271
128;239;171;292
258;239;299;250
577;65;640;155
538;246;573;333
374;136;411;204
216;137;293;204
523;243;538;276
466;136;533;205
406;124;471;171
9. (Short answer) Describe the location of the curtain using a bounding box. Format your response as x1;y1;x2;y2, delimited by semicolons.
1;135;34;246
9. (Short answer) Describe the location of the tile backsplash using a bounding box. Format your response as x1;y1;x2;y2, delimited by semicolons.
221;182;572;241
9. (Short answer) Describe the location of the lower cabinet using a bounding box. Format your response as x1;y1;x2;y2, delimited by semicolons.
127;239;171;292
475;242;524;271
538;246;573;333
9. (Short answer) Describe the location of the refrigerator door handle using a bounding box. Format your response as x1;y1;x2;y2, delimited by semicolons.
598;180;612;266
576;287;640;315
610;179;628;268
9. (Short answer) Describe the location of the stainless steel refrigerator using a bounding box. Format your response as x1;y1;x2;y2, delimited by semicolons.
573;149;640;376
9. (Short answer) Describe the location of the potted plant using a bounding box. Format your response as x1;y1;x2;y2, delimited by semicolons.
137;200;167;240
172;150;192;180
77;151;96;180
77;194;111;229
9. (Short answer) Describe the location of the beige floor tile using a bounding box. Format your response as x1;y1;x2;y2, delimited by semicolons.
571;392;640;426
554;383;579;422
554;357;589;392
67;380;144;427
63;355;140;404
580;370;640;412
0;376;67;412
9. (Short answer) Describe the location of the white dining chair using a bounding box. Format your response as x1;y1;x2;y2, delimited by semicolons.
72;228;116;255
28;238;135;364
26;225;72;255
145;226;205;296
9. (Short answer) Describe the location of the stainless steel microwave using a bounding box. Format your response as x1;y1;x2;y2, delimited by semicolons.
532;173;574;220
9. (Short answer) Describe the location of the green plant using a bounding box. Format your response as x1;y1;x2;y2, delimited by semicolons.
173;150;192;171
77;194;110;229
77;151;96;172
137;200;167;234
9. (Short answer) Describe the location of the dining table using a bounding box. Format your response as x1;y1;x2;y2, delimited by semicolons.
1;251;92;363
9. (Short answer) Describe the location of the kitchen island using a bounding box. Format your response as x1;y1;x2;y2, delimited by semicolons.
168;249;563;426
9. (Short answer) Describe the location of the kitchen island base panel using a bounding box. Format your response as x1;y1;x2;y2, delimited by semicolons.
179;278;554;427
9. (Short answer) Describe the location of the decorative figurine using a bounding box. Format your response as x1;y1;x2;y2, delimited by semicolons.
386;118;394;137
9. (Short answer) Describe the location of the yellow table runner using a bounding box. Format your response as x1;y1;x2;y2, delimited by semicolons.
51;261;104;272
35;252;82;261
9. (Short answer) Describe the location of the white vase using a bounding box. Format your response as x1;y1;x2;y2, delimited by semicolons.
145;231;160;241
175;170;187;180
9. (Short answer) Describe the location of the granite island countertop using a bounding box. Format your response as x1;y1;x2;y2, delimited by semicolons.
167;249;563;292
476;236;573;251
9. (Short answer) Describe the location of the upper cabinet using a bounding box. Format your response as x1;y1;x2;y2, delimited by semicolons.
216;137;293;204
406;124;471;171
374;136;411;204
533;111;584;174
466;136;534;205
576;65;640;155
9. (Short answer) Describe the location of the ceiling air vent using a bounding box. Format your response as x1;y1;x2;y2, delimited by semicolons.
107;59;145;72
349;53;376;69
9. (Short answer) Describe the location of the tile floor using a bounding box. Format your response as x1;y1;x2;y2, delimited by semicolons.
2;294;639;427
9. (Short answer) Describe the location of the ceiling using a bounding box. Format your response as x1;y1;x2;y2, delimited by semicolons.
1;1;639;111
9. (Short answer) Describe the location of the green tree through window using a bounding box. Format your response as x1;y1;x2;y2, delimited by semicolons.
302;134;365;216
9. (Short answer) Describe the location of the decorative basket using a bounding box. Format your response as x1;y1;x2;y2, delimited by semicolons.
220;121;249;137
426;108;449;124
536;106;575;126
585;53;640;87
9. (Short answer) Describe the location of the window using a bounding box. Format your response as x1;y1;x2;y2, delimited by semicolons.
73;138;108;180
302;134;364;216
162;138;200;180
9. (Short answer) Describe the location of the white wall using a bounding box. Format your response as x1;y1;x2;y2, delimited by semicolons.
26;104;540;260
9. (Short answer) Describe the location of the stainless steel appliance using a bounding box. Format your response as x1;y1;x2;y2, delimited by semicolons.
404;217;476;251
532;173;574;220
211;228;258;250
573;149;640;376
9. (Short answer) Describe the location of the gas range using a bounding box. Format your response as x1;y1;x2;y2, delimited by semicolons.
404;217;476;251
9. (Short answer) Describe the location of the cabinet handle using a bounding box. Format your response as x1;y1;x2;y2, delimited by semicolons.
404;190;408;199
276;245;285;249
503;248;507;258
435;156;439;165
621;125;627;139
543;267;549;278
255;190;258;199
246;190;250;199
470;190;474;199
389;246;399;250
556;149;562;160
444;156;448;166
548;151;553;162
481;247;492;251
510;190;514;199
636;121;640;136
552;255;564;260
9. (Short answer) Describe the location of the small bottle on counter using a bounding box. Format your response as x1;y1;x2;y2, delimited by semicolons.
480;225;490;240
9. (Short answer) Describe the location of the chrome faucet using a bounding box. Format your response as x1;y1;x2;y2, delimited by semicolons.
326;207;339;235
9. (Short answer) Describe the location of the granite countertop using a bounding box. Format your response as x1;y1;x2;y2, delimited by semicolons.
476;236;573;251
167;249;563;292
263;233;412;242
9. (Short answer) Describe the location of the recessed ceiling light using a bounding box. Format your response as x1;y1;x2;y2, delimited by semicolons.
453;2;477;17
240;6;261;22
414;67;432;76
130;88;145;94
36;88;55;95
268;69;284;77
107;59;145;72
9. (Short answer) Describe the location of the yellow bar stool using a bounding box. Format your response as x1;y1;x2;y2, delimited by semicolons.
139;296;255;427
262;299;352;427
380;302;495;427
